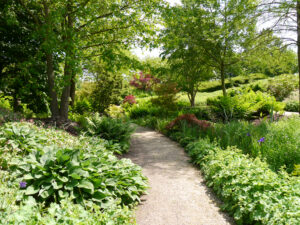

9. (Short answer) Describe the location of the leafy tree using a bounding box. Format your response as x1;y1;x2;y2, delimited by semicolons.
239;37;298;76
160;5;213;106
161;0;263;97
0;0;48;113
16;0;163;120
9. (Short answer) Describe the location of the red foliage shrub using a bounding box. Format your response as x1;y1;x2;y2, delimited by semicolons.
123;95;136;105
129;71;160;91
166;114;212;130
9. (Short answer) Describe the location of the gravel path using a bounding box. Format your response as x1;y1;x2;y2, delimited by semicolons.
125;126;234;225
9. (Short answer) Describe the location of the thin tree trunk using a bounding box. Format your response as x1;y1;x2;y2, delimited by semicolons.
59;1;74;121
297;0;300;115
43;1;59;120
46;53;59;119
70;71;76;107
220;63;227;96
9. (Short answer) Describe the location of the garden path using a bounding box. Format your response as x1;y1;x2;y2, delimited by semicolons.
125;125;234;225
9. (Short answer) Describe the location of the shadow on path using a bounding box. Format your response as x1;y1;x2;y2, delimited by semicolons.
124;126;235;225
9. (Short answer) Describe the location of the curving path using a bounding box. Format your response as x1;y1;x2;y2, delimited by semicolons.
125;126;234;225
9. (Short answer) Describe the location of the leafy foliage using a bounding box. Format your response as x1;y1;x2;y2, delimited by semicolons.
207;88;285;121
0;172;135;224
185;140;300;225
129;71;159;91
267;74;298;101
151;82;180;110
81;113;135;153
10;147;146;207
0;122;146;224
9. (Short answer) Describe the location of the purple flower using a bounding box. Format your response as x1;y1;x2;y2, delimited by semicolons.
19;181;27;188
258;137;265;143
246;132;251;137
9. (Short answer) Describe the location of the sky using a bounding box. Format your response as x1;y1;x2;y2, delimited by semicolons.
131;0;181;59
131;0;296;60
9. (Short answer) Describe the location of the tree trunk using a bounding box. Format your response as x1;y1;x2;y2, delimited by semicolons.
70;71;76;107
46;53;59;119
297;0;300;115
188;93;196;107
60;58;72;120
43;1;60;120
220;63;227;96
59;1;74;121
12;91;22;112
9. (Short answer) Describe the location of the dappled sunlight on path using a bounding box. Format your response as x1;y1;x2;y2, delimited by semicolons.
124;126;234;225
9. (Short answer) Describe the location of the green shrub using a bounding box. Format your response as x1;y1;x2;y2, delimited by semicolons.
129;101;165;119
204;117;300;173
207;88;285;121
185;140;300;225
267;74;298;101
81;113;134;153
105;104;125;118
0;171;135;224
10;146;147;207
284;100;299;112
151;82;180;110
199;73;267;92
72;98;93;115
0;122;146;224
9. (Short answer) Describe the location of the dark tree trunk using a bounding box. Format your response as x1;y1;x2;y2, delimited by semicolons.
12;91;22;112
297;0;300;114
220;63;227;96
59;58;72;120
59;1;74;121
46;53;59;119
43;2;59;120
188;92;196;107
70;72;76;107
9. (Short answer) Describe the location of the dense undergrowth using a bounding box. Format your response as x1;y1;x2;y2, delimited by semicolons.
0;121;146;224
127;83;300;224
131;114;300;224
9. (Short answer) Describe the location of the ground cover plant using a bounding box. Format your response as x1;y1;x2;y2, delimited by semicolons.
80;113;135;154
0;121;147;224
185;140;300;225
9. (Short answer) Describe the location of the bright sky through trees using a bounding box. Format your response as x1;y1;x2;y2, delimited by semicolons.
132;0;182;59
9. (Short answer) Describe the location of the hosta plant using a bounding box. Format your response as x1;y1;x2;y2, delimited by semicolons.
10;146;147;208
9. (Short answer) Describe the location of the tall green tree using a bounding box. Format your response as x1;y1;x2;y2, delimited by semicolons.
0;0;48;113
160;5;213;106
18;0;162;120
161;0;262;97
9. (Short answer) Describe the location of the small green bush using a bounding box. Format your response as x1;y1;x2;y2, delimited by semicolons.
284;100;299;112
185;140;300;225
0;171;135;224
207;88;285;121
10;147;147;207
267;74;298;101
81;113;134;153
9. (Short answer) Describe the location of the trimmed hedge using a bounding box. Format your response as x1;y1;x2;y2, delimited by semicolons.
186;139;300;225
